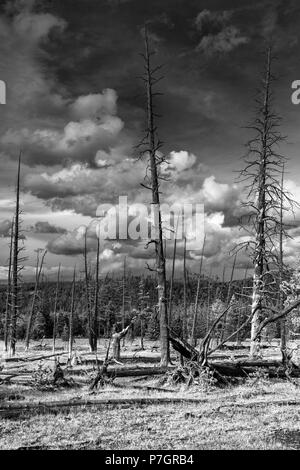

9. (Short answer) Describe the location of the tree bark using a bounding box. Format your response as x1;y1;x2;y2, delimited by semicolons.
190;234;206;346
90;236;100;351
9;151;21;357
52;264;61;353
4;218;14;352
68;268;76;360
250;48;271;358
279;165;287;364
25;249;47;351
144;28;169;367
84;228;93;352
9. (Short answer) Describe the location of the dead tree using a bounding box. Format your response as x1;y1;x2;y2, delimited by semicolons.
182;236;188;341
168;217;178;326
121;257;126;330
3;218;14;352
238;46;291;357
235;267;249;346
9;151;23;356
25;249;47;351
68;268;76;361
121;256;126;347
279;165;287;364
84;227;93;351
112;322;133;361
139;27;169;366
220;253;237;342
91;235;100;352
52;264;61;353
190;234;206;346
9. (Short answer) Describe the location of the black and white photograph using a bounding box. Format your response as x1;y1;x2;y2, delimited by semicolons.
0;0;300;453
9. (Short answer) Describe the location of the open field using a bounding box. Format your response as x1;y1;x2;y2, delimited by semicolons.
1;339;300;450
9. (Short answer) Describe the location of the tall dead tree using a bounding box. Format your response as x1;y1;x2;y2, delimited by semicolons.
9;151;22;356
91;235;100;351
84;227;93;351
168;216;179;325
190;234;206;346
235;266;249;345
220;253;237;342
25;249;47;351
68;267;76;360
139;27;169;366
52;263;61;353
4;218;14;352
239;46;290;357
182;236;188;340
279;165;287;363
121;256;126;331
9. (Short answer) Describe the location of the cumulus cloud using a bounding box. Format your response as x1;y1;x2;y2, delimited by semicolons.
24;156;148;216
0;219;13;238
166;150;197;176
46;225;97;255
201;175;244;226
195;9;231;35
70;89;118;120
2;91;124;166
195;9;248;55
12;7;66;42
0;0;68;131
32;221;67;234
197;26;249;55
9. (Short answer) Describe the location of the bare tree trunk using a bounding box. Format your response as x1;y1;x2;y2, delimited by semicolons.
279;165;286;364
168;216;178;326
4;218;14;352
144;28;169;367
91;236;100;351
190;234;206;346
236;267;248;346
250;49;271;358
68;268;76;360
25;249;47;351
9;151;21;357
52;263;61;353
84;228;93;351
182;236;187;340
140;315;145;350
112;321;134;361
122;256;126;330
220;253;237;343
121;256;126;347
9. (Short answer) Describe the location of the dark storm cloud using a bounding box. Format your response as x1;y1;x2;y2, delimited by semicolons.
32;221;67;234
2;0;300;274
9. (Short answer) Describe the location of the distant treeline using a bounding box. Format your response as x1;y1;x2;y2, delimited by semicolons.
0;274;284;343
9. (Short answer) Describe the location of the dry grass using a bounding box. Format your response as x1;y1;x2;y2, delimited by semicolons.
1;393;300;449
1;379;300;450
1;339;300;450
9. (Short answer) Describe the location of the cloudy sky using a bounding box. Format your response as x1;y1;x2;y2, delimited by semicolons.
1;0;300;281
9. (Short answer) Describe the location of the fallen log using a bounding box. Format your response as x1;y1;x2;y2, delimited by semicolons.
2;351;67;364
0;397;209;419
60;356;162;366
169;329;300;379
1;396;300;419
211;362;300;378
112;382;176;393
168;331;199;361
107;366;173;378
